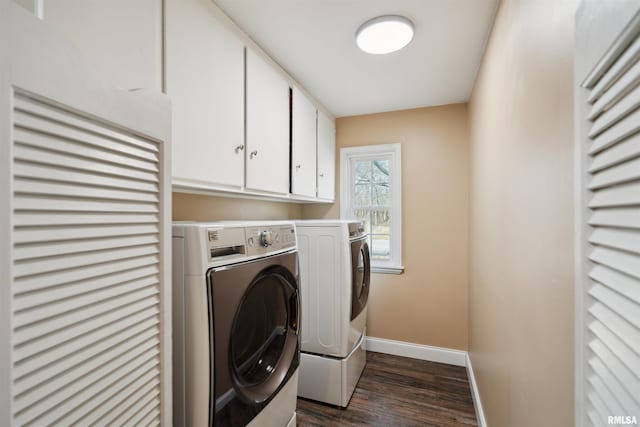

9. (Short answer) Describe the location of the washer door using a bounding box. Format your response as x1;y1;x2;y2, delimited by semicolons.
230;265;299;401
350;237;371;321
207;251;299;426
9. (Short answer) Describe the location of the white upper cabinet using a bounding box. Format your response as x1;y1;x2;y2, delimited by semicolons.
291;87;318;197
29;0;335;203
40;0;163;91
317;110;336;200
165;0;245;190
245;48;290;195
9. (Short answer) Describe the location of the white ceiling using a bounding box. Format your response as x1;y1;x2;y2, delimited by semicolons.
214;0;498;118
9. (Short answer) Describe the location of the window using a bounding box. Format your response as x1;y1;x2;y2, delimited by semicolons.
340;144;403;274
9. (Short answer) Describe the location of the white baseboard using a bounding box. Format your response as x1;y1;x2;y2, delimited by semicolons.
466;353;487;427
365;336;466;366
364;336;487;427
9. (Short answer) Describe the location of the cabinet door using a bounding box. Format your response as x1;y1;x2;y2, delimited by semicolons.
40;0;163;91
166;0;245;189
317;110;336;200
245;48;290;195
291;87;317;197
3;5;172;425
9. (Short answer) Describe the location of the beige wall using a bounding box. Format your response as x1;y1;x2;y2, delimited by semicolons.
173;192;302;221
303;104;470;350
468;0;576;426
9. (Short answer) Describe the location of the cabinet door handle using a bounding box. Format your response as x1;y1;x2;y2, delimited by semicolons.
319;173;324;177
296;164;301;170
250;150;258;159
235;144;244;153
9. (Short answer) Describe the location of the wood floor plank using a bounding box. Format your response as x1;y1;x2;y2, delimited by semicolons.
297;351;478;427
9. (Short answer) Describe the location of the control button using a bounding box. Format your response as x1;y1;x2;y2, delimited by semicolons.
260;230;273;247
248;237;254;246
274;233;280;243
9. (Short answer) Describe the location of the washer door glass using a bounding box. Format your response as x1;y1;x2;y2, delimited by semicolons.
230;266;299;401
351;239;371;320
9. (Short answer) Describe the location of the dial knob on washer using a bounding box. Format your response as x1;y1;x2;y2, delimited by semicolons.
260;230;273;247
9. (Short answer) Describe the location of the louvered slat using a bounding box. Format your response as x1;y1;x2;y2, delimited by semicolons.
589;339;640;406
588;374;626;416
15;348;159;426
588;181;640;207
580;17;640;425
14;212;159;227
14;327;159;396
588;59;640;120
13;310;159;380
14;128;159;172
588;108;640;154
588;132;640;173
589;284;640;328
125;398;161;427
588;390;612;426
14;255;160;293
14;162;158;193
79;371;160;426
14;224;160;244
588;37;640;103
14;144;159;183
588;228;640;255
13;295;160;358
37;357;160;427
13;265;159;310
589;357;638;416
10;93;164;426
14;111;158;162
13;96;159;153
588;207;640;229
14;195;159;214
589;303;640;355
14;178;159;203
589;321;640;379
13;244;159;277
590;264;640;304
13;234;159;260
13;277;159;329
590;247;640;279
588;156;640;189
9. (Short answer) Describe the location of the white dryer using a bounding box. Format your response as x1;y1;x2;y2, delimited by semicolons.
295;220;371;407
172;221;300;427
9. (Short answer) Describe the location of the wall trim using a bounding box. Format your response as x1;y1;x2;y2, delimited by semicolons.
466;353;488;427
365;336;466;366
365;337;487;427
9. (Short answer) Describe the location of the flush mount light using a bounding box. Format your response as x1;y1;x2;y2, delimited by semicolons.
356;15;414;55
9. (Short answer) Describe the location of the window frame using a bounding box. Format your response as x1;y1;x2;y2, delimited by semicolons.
340;143;403;274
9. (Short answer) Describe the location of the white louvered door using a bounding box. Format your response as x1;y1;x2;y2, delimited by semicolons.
1;5;171;426
575;4;640;426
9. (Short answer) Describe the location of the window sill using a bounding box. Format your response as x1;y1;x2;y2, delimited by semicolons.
371;265;404;275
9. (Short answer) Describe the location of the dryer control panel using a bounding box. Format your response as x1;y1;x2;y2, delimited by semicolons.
246;225;296;256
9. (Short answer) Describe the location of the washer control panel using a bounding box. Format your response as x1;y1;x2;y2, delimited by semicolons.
205;226;246;262
246;225;296;256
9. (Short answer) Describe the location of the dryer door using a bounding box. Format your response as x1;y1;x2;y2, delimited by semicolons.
350;237;371;321
207;251;300;426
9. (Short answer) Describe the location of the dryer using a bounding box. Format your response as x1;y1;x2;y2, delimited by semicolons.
295;220;370;407
172;221;300;427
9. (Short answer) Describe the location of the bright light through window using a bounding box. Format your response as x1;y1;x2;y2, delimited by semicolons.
341;144;403;274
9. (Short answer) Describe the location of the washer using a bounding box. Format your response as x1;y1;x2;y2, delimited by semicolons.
172;221;300;427
294;220;371;407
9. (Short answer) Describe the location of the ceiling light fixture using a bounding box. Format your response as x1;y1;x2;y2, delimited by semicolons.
355;15;414;55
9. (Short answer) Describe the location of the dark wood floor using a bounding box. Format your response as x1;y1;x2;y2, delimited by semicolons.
296;351;477;427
